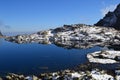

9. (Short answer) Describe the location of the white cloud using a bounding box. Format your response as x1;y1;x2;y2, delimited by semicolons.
101;4;117;16
0;21;11;29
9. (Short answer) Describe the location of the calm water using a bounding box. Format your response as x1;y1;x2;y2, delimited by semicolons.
0;38;101;75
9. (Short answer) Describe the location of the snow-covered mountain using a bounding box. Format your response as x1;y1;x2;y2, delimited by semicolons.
5;24;120;49
95;4;120;30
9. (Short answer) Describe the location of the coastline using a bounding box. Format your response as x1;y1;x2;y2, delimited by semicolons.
1;63;120;80
1;24;120;80
0;50;120;80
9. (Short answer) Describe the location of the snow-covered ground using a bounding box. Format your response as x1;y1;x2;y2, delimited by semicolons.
5;24;120;49
87;50;120;64
4;69;120;80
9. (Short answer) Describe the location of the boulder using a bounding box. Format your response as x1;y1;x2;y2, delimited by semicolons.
87;50;120;64
115;56;120;61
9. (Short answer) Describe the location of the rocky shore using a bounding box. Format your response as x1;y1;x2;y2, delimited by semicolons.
2;3;120;79
5;24;120;49
3;24;120;80
87;50;120;64
1;2;120;80
0;67;119;80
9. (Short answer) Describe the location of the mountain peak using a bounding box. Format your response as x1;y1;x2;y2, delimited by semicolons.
114;3;120;16
115;3;120;10
95;3;120;30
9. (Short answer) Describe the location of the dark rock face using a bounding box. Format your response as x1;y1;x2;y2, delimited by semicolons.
115;56;120;61
95;4;120;30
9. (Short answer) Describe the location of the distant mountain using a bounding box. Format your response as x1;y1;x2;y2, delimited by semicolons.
0;31;3;37
95;4;120;30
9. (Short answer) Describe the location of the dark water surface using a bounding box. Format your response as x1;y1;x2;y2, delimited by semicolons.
0;38;102;75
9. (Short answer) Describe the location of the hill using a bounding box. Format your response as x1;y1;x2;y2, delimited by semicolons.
95;4;120;30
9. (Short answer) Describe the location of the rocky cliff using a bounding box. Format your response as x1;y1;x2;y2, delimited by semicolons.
95;4;120;30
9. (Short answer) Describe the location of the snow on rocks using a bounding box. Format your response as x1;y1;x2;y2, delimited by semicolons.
71;72;81;78
5;24;120;49
87;50;120;64
4;69;120;80
91;73;114;80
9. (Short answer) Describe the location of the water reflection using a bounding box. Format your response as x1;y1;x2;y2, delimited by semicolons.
3;37;120;74
5;37;109;50
0;39;102;75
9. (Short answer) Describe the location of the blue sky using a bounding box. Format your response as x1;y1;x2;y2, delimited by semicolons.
0;0;120;32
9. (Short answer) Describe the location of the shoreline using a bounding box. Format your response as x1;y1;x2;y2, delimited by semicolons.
0;61;119;80
1;24;120;79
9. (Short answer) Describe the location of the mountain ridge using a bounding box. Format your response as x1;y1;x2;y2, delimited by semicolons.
95;3;120;30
